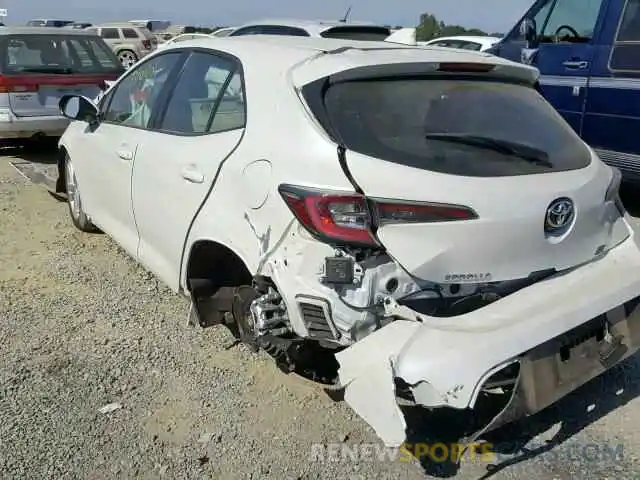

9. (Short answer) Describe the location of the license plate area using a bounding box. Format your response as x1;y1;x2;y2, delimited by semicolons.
555;314;608;382
42;83;101;106
519;306;633;413
39;85;86;107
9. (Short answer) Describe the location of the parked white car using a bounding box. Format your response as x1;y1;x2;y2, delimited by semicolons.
227;19;391;40
210;27;237;37
55;35;640;448
156;33;214;50
420;35;501;51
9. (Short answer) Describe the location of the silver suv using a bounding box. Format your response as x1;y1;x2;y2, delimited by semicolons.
87;23;157;69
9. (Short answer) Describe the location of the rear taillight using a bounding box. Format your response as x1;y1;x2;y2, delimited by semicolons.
375;200;478;226
0;74;117;93
278;184;477;247
0;76;38;93
279;184;377;246
142;39;152;49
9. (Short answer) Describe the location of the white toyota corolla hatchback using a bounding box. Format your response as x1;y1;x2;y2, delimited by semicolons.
55;35;640;448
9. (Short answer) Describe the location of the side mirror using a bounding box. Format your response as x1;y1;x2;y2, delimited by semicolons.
59;95;99;124
519;18;538;46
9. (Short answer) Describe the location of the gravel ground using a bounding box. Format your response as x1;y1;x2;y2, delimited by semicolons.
1;151;640;479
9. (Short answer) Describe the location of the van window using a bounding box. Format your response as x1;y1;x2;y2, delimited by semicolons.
610;0;640;71
307;77;592;177
506;1;554;41
617;0;640;41
539;0;605;42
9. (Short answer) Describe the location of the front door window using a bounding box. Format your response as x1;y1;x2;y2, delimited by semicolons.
538;0;605;43
102;52;182;128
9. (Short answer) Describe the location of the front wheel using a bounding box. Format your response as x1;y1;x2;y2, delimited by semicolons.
64;154;99;233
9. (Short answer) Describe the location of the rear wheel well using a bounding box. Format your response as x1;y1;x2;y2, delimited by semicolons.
186;240;252;291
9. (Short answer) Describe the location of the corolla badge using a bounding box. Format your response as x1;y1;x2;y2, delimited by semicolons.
545;197;575;234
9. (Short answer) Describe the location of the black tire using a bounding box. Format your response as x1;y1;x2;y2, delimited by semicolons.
63;154;99;233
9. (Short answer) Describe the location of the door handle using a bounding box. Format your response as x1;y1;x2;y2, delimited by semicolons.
181;167;204;183
563;60;589;69
117;150;133;161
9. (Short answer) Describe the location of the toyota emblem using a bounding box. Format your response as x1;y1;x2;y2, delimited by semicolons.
545;197;575;234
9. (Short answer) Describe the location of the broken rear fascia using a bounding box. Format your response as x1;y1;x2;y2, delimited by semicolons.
335;229;640;447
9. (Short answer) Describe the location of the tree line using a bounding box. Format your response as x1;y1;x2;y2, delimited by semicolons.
415;13;503;41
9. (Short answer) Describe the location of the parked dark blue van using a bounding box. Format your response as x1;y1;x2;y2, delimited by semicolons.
486;0;640;181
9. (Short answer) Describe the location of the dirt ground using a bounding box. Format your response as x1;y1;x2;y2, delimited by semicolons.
1;150;639;479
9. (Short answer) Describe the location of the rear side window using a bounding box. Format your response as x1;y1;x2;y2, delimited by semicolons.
610;0;640;71
122;28;139;39
230;26;261;36
459;41;482;50
230;25;309;36
101;28;119;39
159;52;245;134
2;34;123;74
617;0;640;41
260;25;309;36
306;77;592;177
320;26;391;41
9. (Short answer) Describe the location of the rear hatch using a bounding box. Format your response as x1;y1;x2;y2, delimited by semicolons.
1;33;123;117
300;62;628;283
139;27;158;51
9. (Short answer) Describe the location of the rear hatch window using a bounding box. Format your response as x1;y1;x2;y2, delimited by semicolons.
320;26;391;41
1;34;124;117
306;76;592;176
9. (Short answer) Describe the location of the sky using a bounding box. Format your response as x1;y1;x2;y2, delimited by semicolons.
2;0;533;33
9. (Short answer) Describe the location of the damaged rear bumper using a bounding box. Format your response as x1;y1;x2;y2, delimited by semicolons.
335;234;640;447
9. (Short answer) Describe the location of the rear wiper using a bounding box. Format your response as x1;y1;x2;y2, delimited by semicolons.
18;66;74;74
424;133;553;167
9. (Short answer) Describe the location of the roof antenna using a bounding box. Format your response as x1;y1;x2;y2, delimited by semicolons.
340;6;352;23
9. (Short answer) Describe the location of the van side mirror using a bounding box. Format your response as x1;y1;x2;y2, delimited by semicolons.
519;18;538;46
59;95;99;124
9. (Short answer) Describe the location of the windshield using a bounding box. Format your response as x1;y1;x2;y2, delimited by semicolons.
310;77;592;176
2;34;123;74
320;26;391;41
